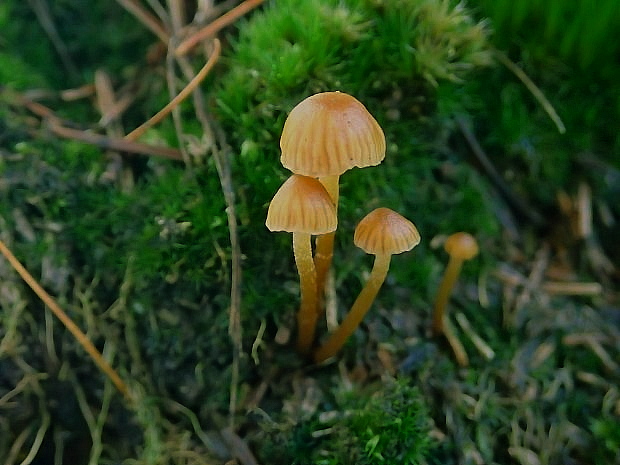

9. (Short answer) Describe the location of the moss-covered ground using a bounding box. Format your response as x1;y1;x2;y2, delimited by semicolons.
0;1;618;464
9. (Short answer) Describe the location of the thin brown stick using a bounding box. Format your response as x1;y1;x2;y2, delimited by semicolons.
50;122;183;160
457;116;546;228
125;38;221;142
175;0;265;56
0;239;130;399
167;0;187;33
115;0;170;43
6;90;182;161
174;43;243;427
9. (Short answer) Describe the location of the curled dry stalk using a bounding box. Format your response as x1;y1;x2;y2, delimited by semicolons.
124;38;222;142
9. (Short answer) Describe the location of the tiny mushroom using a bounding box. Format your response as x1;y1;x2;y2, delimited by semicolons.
266;174;337;354
280;91;386;314
431;232;479;337
313;207;420;363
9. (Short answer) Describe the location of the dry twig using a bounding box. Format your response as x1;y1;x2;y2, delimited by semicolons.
115;0;170;43
175;0;265;56
50;122;183;160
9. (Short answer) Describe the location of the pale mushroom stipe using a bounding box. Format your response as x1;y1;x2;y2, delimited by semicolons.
314;208;420;363
432;232;479;367
432;232;479;336
266;174;337;354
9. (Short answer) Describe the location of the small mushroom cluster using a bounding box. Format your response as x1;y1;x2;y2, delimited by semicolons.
266;91;420;360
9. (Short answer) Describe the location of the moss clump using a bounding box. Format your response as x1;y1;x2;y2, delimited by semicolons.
256;377;435;465
212;0;499;312
216;0;491;151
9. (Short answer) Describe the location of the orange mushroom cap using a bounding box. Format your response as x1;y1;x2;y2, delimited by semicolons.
354;207;420;256
266;174;337;235
444;232;479;261
280;91;386;177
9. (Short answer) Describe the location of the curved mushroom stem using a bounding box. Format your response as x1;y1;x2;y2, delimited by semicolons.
293;232;319;354
314;175;340;316
432;256;464;336
313;253;391;363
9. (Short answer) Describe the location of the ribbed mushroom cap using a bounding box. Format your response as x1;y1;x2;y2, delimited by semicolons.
354;207;420;255
444;232;479;260
266;174;337;235
280;91;386;177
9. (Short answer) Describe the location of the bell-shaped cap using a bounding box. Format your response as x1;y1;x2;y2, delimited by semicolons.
280;91;386;177
354;207;420;256
266;174;337;235
444;232;479;260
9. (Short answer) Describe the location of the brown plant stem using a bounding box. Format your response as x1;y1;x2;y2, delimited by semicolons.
432;256;463;336
50;122;183;160
293;232;319;355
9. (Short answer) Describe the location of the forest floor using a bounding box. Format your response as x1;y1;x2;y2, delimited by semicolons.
0;1;619;464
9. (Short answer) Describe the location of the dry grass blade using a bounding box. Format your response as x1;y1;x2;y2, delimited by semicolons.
17;402;50;465
495;50;566;134
0;239;130;399
125;38;222;142
95;69;135;190
175;0;265;56
221;428;259;465
94;69;134;130
115;0;170;43
541;281;602;296
455;312;495;361
443;316;469;367
50;122;183;160
8;90;183;160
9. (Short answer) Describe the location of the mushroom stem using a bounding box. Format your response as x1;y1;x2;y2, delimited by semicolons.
318;175;340;204
314;253;391;363
293;232;319;354
432;256;463;336
314;175;340;316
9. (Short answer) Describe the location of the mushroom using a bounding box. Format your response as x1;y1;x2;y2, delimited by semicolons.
266;174;337;354
313;208;420;363
280;91;386;314
431;232;479;337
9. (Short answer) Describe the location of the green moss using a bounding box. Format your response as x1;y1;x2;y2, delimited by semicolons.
212;0;499;321
256;377;435;465
591;417;620;465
